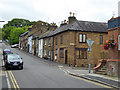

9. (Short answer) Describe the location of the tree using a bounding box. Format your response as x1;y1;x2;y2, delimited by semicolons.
2;26;14;40
2;18;37;43
8;27;28;45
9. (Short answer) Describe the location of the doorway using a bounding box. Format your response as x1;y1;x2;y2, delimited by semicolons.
65;50;68;64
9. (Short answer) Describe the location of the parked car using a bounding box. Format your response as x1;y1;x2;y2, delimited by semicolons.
4;54;23;70
3;49;12;56
0;40;2;43
11;44;19;48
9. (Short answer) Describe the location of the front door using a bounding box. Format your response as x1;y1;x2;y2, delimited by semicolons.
65;50;68;64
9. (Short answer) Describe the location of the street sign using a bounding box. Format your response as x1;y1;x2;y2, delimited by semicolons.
86;38;94;73
88;48;92;52
89;52;91;55
87;38;94;47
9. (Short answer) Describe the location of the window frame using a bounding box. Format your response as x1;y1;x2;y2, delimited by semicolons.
45;39;47;46
79;34;87;43
55;37;57;45
60;35;63;44
76;48;87;59
59;48;64;58
49;51;51;56
100;35;103;44
55;49;58;55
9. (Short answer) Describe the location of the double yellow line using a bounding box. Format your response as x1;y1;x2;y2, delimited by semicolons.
8;71;20;90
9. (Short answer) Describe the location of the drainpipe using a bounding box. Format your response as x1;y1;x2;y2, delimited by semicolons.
52;36;54;61
74;31;77;67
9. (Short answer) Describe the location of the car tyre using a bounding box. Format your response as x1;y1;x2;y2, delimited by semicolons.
19;66;23;70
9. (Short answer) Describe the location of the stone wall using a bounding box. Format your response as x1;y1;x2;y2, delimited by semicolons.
106;59;120;77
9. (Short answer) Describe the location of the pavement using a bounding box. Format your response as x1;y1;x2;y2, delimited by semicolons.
0;43;3;90
65;68;120;89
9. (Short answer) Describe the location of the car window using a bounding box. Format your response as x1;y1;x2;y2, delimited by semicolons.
4;49;11;51
8;55;21;61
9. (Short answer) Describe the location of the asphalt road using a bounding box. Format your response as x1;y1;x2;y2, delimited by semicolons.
1;43;111;89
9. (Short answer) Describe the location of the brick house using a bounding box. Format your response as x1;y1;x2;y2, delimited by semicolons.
19;31;29;51
52;14;108;67
39;23;57;60
106;16;120;76
27;21;50;55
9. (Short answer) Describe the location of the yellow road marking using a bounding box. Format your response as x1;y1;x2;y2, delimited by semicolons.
67;74;112;88
8;71;16;89
10;71;20;89
8;71;20;90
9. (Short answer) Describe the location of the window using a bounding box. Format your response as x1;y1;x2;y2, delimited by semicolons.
49;51;51;56
55;49;58;55
60;35;63;44
45;39;47;45
76;48;87;59
55;37;57;45
60;48;64;58
49;38;51;44
79;34;86;43
100;35;103;44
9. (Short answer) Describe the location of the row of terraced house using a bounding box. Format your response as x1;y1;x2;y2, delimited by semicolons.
19;13;109;67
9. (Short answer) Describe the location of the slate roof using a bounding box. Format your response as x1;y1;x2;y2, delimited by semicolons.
20;31;29;37
53;20;108;35
40;20;108;39
40;31;54;38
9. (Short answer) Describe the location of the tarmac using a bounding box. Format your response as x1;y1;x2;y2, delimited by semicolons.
0;42;120;89
39;57;120;89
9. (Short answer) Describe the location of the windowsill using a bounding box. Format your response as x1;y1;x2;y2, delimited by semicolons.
77;58;87;59
79;42;87;43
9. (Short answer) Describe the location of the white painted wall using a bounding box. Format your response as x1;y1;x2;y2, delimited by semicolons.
38;39;43;58
28;36;32;53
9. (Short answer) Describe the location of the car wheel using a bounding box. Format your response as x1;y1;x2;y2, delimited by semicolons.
21;66;23;69
19;66;23;70
5;66;8;70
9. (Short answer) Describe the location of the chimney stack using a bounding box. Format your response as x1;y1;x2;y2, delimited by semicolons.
68;12;77;24
49;22;57;31
60;20;67;27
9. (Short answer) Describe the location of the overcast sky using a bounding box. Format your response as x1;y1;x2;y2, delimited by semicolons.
0;0;119;27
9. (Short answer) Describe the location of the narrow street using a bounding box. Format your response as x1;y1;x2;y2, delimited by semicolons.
1;43;111;89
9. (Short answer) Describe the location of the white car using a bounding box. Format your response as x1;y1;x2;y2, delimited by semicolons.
11;44;19;48
0;40;2;43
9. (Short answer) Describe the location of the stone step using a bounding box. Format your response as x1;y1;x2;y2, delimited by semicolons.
98;69;106;72
96;71;107;75
101;68;107;70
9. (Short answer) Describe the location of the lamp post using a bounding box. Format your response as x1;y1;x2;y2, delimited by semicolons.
87;38;94;73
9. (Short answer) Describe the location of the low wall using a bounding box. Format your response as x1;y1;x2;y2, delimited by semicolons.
106;59;120;77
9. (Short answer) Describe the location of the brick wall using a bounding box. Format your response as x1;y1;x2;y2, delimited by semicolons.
53;31;108;67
